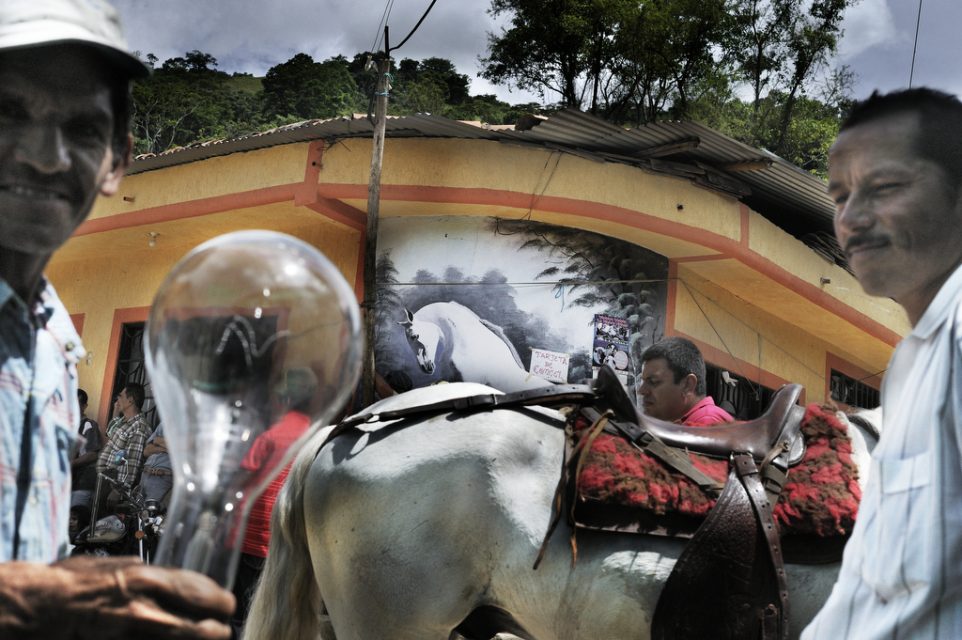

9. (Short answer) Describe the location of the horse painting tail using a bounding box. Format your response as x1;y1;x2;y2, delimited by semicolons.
245;427;333;640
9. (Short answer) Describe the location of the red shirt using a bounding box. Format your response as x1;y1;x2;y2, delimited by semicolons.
239;411;311;557
681;396;734;427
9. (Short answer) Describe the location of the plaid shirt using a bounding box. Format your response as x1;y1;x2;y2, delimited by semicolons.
0;280;82;562
97;412;150;488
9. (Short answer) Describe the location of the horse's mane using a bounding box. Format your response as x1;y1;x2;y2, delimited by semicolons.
478;317;525;369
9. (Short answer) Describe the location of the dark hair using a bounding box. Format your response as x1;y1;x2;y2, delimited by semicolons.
123;382;145;410
641;337;707;396
840;88;962;186
77;389;89;405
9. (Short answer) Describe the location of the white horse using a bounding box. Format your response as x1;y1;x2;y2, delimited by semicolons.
245;384;879;640
399;302;549;391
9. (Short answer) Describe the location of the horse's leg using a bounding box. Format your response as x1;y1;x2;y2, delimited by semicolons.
305;434;498;639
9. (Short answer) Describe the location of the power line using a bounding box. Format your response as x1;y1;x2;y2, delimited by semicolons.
909;0;924;87
370;0;395;54
390;0;439;53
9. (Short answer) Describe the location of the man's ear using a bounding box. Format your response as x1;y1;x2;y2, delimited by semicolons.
99;134;133;196
682;373;698;395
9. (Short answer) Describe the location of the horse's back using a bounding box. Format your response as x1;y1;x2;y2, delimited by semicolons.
303;398;567;639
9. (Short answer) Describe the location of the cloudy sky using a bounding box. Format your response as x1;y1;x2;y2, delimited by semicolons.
113;0;961;104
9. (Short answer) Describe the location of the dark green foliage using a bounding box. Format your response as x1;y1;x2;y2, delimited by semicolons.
261;53;361;120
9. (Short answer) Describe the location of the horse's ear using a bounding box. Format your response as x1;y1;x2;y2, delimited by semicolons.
398;308;415;325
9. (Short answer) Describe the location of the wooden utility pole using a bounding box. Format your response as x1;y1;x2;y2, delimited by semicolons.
361;28;390;408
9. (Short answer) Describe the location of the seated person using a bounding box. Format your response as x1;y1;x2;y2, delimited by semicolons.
139;423;172;509
68;390;105;538
71;384;151;531
636;337;734;426
70;388;104;489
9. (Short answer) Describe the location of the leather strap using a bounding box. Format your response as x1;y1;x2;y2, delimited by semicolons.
598;413;724;495
733;453;790;640
339;384;595;429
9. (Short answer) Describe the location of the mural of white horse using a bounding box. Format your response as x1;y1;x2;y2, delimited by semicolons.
245;384;879;640
399;301;549;391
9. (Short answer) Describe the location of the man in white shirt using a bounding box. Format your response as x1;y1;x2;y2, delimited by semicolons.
804;88;962;638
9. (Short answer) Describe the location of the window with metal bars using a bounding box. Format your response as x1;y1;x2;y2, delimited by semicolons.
829;369;880;410
109;321;159;430
704;364;775;420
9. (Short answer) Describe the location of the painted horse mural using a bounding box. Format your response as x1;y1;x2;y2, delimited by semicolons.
245;382;879;640
398;301;549;391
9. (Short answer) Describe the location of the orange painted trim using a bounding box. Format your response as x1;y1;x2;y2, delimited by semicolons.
295;140;325;205
98;306;150;425
70;313;85;336
739;203;751;248
76;185;298;236
675;331;804;404
666;261;679;338
825;352;883;410
304;199;366;231
673;254;730;264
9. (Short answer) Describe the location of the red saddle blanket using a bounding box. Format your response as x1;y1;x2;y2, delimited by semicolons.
575;404;861;537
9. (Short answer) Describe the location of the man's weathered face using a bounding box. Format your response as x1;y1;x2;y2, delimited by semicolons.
829;112;962;322
637;357;692;422
0;45;124;257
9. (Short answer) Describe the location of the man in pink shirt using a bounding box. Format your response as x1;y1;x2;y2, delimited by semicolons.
230;367;317;638
636;337;734;426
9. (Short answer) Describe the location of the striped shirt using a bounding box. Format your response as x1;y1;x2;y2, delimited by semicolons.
0;280;83;562
802;264;962;639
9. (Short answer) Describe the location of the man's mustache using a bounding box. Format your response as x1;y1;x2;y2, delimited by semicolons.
842;234;889;256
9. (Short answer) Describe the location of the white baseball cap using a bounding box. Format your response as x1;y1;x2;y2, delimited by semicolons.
0;0;149;78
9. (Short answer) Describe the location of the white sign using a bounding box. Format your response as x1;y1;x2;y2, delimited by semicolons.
529;348;570;383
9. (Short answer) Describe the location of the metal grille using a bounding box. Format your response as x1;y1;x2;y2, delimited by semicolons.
830;369;880;410
109;322;159;431
704;364;775;420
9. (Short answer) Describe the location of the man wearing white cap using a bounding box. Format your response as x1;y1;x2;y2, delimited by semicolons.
0;1;234;637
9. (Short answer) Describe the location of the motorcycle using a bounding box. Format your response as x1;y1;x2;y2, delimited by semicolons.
70;471;165;562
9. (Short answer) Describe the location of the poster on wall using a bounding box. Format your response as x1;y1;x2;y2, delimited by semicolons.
374;216;668;394
592;314;631;387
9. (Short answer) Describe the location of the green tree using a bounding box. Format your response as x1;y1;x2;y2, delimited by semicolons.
131;51;263;154
481;0;627;111
262;54;360;120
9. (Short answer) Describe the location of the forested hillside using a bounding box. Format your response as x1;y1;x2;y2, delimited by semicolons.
131;0;857;177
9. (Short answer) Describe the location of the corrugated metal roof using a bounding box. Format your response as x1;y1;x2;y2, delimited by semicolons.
128;109;841;261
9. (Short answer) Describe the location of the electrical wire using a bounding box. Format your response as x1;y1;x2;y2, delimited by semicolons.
909;0;924;87
370;0;396;54
390;0;439;52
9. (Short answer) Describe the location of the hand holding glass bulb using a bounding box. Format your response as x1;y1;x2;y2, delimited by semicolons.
145;230;361;587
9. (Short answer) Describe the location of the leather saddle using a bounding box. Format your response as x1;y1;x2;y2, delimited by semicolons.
587;366;800;640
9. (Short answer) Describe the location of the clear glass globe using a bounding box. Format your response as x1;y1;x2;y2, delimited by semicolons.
145;230;361;587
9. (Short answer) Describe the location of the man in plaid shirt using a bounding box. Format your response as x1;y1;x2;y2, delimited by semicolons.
96;383;150;492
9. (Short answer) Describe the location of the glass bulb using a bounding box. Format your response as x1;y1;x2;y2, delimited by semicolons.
145;230;361;587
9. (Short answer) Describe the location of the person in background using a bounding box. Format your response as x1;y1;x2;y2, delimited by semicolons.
139;423;172;507
95;383;150;499
71;389;103;486
636;337;734;426
0;1;233;636
230;367;318;638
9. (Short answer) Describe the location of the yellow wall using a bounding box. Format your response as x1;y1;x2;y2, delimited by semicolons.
49;135;906;417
